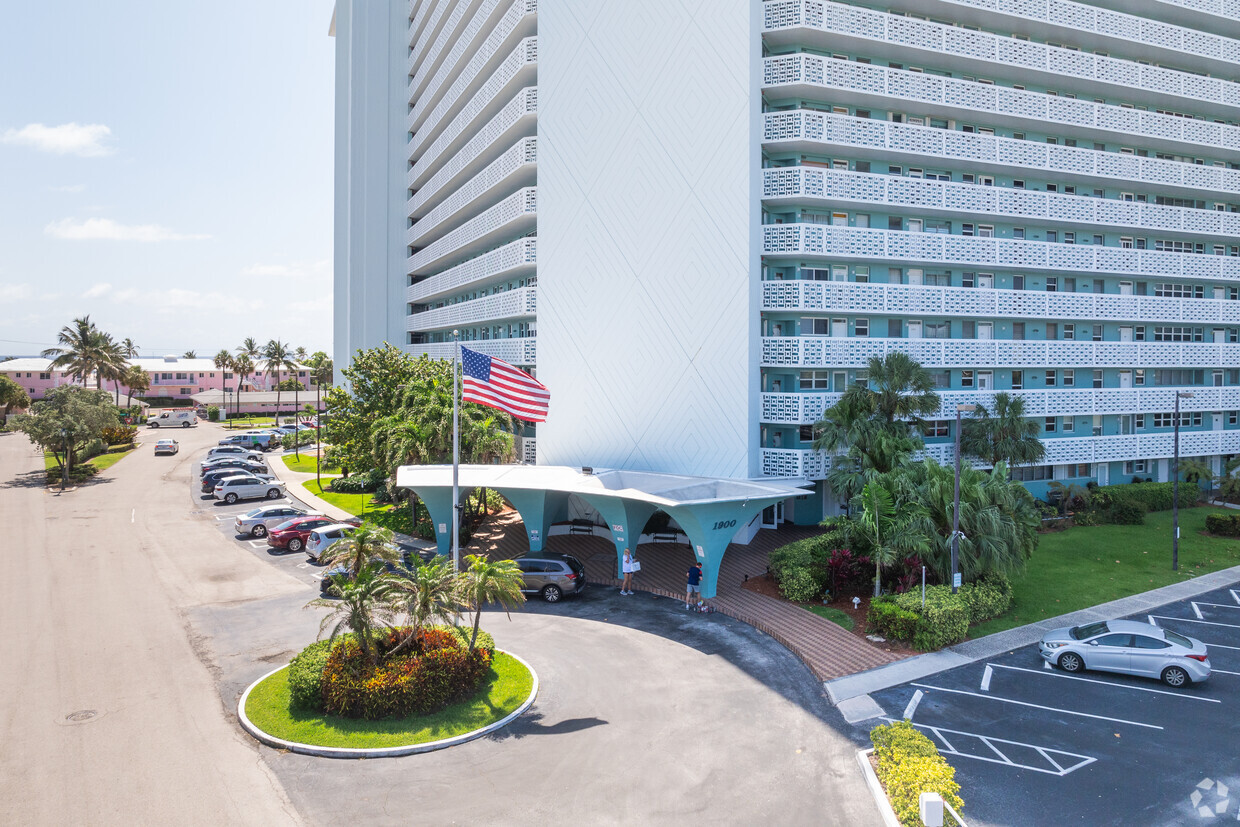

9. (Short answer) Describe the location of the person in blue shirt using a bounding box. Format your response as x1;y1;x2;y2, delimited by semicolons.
685;561;703;609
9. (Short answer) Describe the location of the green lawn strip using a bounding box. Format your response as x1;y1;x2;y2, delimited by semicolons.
806;605;855;631
282;453;339;475
244;651;533;748
302;479;413;535
44;444;137;473
970;505;1240;637
222;416;276;429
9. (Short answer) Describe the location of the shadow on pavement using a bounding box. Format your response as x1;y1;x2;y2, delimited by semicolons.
489;712;608;740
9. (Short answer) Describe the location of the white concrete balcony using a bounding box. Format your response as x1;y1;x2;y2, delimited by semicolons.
407;237;537;303
1090;0;1240;28
763;1;1240;117
409;0;453;57
407;187;536;276
410;0;536;135
409;137;536;246
764;111;1240;200
410;86;537;191
408;0;472;92
762;281;1240;326
762;429;1240;480
761;386;1240;425
408;36;537;163
763;54;1240;156
764;224;1240;285
764;167;1240;242
407;286;537;332
407;337;537;366
517;436;536;464
408;0;501;103
761;335;1240;370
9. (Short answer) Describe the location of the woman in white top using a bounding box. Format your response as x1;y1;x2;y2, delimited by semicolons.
621;548;635;595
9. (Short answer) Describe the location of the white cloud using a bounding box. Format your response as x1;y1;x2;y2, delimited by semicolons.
2;123;114;157
50;184;86;193
111;287;262;315
0;283;32;301
82;282;112;299
242;259;329;279
288;295;331;314
44;217;210;242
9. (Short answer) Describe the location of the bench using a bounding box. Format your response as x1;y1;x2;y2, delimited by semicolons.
569;525;595;536
652;532;681;544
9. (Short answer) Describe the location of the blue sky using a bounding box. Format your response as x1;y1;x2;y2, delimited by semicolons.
0;1;336;358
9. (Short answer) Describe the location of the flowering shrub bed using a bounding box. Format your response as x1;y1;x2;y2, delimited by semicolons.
870;720;963;826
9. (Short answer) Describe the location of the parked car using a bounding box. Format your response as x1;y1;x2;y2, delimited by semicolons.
147;410;197;428
153;439;179;456
218;433;280;450
305;522;357;562
318;550;432;596
515;553;587;603
206;445;264;461
201;470;276;494
213;476;286;504
267;515;343;553
234;505;315;538
270;425;300;436
1039;619;1211;686
199;457;266;478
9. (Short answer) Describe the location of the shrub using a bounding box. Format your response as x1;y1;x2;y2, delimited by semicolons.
958;574;1012;624
78;438;108;461
288;639;334;711
867;597;919;642
1110;500;1146;526
1093;481;1196;513
1072;509;1103;527
330;475;377;494
780;567;825;603
100;425;138;446
768;534;837;601
1206;513;1240;537
891;587;969;651
871;721;964;827
281;429;317;449
47;462;101;483
207;405;220;422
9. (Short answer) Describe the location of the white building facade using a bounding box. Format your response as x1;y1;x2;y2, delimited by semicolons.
336;0;1240;524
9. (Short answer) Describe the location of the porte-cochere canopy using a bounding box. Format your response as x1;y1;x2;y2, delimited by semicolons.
395;465;810;599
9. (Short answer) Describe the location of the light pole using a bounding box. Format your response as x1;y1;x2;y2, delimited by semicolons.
1173;391;1194;571
952;404;978;594
59;427;69;492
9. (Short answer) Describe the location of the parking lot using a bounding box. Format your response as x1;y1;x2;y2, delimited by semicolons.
862;584;1240;825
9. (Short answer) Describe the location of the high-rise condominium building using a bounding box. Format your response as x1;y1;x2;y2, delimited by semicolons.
335;0;1240;527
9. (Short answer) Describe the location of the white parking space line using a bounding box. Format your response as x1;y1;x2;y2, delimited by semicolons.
1231;589;1240;606
213;515;233;521
1151;615;1240;630
1194;602;1240;612
909;683;1164;729
903;689;924;721
247;541;265;549
1209;668;1240;676
980;664;993;692
1194;602;1204;619
1194;641;1240;652
130;508;135;524
987;663;1220;703
880;718;1097;777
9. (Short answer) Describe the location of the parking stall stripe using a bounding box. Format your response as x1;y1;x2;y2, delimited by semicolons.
1151;615;1240;630
987;663;1221;703
1231;589;1240;606
1193;602;1240;612
1210;668;1240;676
909;683;1164;729
881;719;1097;777
1194;602;1205;619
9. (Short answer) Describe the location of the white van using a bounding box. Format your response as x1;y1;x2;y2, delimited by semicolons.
147;410;198;429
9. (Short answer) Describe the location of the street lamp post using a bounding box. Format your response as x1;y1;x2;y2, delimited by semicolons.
952;404;978;594
59;427;69;492
1173;391;1194;571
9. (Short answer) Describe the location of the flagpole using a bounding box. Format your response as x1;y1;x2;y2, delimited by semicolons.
451;329;460;573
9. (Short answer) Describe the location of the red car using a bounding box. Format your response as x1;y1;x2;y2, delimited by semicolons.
267;515;356;553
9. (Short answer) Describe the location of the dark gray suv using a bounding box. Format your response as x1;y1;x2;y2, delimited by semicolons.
516;553;587;603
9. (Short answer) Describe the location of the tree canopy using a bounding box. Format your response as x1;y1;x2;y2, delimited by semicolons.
959;392;1046;468
0;375;31;416
12;386;120;472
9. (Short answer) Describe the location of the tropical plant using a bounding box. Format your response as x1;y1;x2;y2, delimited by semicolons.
459;554;525;651
263;339;294;419
318;522;401;578
182;350;197;359
960;392;1046;468
97;335;128;405
304;565;396;664
120;338;139;359
1219;457;1240;504
386;558;461;654
1047;480;1090;516
813;390;918;503
236;337;261;361
0;375;31;416
41;316;125;393
852;351;941;425
123;365;149;408
12;386;120;479
1178;458;1215;502
853;481;927;596
294;345;308;363
232;354;255;418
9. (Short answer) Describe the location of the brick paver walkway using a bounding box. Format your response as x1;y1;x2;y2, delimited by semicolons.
465;512;902;680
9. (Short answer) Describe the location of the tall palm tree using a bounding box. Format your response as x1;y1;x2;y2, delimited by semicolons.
236;337;261;361
293;345;308;363
95;334;127;406
319;523;400;578
854;480;927;596
459;554;524;652
857;351;941;425
123;365;150;408
212;349;233;417
232;354;255;419
960;392;1046;469
386;559;460;656
312;359;333;488
41;316;117;391
814;390;917;503
120;338;139;359
305;565;396;664
263;339;294;422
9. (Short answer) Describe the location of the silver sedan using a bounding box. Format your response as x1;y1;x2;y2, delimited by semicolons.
1039;619;1210;687
234;505;317;538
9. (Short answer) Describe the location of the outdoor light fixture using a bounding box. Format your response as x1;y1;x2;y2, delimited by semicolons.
1173;392;1195;572
951;405;978;593
581;466;593;475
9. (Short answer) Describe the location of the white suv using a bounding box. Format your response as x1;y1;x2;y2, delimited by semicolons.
305;523;356;562
213;476;286;504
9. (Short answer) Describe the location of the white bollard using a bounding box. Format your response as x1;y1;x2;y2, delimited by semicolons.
919;792;944;827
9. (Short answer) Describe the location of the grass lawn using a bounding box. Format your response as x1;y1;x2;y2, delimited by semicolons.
222;415;276;429
244;651;533;748
970;505;1240;637
806;605;855;631
44;444;137;474
282;452;337;475
303;479;413;535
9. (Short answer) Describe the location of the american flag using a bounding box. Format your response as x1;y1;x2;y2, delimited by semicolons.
460;347;550;422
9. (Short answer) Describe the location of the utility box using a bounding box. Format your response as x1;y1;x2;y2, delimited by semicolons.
919;792;944;827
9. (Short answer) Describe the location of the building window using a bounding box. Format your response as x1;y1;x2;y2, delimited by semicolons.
1046;370;1057;387
1066;463;1090;477
1063;369;1075;387
1153;326;1203;342
923;421;950;438
1092;324;1103;341
1012;465;1053;481
1092;370;1103;388
1013;275;1025;290
1045;417;1057;433
1124;460;1148;474
855;318;869;336
1012;322;1025;340
1063;324;1074;340
961;370;975;388
799;370;830;390
1063;416;1075;431
1046;276;1057;291
1135;369;1145;386
1012;370;1023;389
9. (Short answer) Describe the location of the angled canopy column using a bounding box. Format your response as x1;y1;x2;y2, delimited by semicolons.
406;485;466;556
497;488;571;553
577;494;657;578
663;501;769;600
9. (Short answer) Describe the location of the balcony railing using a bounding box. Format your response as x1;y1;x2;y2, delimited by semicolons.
409;137;536;246
764;167;1240;241
407;286;537;331
763;111;1240;198
410;87;537;191
761;335;1240;369
517;436;537;464
762;429;1240;479
407;337;537;366
408;0;479;96
407;237;537;303
764;224;1240;284
761;386;1240;425
407;187;536;276
763;54;1240;155
763;0;1240;113
762;281;1240;325
409;0;448;65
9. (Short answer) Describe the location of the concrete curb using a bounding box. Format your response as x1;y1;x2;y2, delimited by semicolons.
826;562;1240;705
856;748;901;827
237;649;539;759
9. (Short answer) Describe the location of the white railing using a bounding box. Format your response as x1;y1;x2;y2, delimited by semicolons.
764;224;1240;284
407;237;537;302
411;86;537;190
408;187;536;275
408;0;476;95
763;281;1240;325
761;386;1240;425
762;429;1240;479
410;0;504;102
517;435;537;463
407;286;537;330
409;137;536;245
764;54;1240;154
763;0;1240;111
761;335;1240;369
1139;0;1240;22
764;167;1240;239
409;0;452;69
764;111;1240;198
408;37;537;162
407;337;537;366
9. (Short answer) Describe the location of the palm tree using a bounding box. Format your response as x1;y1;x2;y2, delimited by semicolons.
120;338;139;359
813;390;917;503
96;334;127;406
294;345;308;363
1047;480;1090;517
312;359;333;487
263;339;293;422
232;354;255;420
305;565;396;664
459;554;524;652
960;392;1046;469
854;481;926;596
1178;458;1215;503
856;352;941;425
386;558;460;655
182;350;197;359
41;316;117;391
123;365;150;408
212;349;233;418
236;337;261;361
319;523;401;578
1219;457;1240;504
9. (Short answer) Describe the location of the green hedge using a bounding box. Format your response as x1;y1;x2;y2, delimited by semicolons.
1110;500;1147;525
1092;481;1198;513
867;575;1011;651
767;533;839;602
870;720;964;826
1206;513;1240;536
